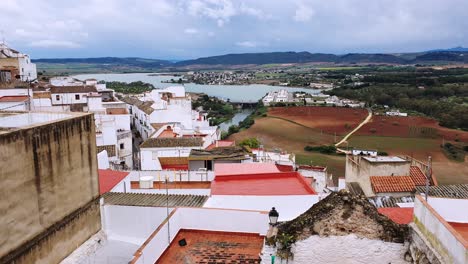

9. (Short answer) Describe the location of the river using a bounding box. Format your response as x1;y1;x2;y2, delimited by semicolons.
74;73;320;102
218;109;254;132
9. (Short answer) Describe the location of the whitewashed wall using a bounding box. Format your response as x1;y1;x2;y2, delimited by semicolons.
102;205;174;245
51;93;90;105
204;195;319;221
261;235;408;264
413;196;467;264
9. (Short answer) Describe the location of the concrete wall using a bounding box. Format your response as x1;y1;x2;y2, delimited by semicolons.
413;196;468;264
0;113;100;263
102;205;173;245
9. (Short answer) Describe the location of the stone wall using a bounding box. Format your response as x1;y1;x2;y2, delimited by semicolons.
0;113;100;263
1;199;101;264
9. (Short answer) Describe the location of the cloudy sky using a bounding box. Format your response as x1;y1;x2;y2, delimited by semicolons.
2;0;467;59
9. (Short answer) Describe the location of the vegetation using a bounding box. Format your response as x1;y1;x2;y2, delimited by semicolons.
328;67;468;130
441;142;466;162
238;138;260;149
106;81;155;94
192;94;235;126
304;145;337;154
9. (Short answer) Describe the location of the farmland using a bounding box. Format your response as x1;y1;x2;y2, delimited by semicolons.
356;115;468;141
268;106;368;135
229;106;467;185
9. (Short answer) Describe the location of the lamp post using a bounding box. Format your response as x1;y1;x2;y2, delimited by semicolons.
268;207;279;226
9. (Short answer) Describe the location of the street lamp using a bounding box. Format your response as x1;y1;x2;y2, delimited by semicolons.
269;207;279;226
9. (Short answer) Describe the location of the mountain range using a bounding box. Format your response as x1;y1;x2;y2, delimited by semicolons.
33;47;468;71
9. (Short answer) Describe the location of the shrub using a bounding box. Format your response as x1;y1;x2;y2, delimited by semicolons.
239;138;260;149
304;145;337;154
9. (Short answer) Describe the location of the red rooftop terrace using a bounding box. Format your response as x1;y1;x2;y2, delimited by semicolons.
211;171;316;195
156;230;264;264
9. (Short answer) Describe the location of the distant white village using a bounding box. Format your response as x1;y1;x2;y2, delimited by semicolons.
1;44;466;264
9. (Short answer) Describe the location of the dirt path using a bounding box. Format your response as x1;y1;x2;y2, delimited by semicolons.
335;108;372;149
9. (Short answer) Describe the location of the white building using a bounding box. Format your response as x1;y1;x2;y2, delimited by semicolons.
262;89;294;106
50;85;98;110
0;43;37;82
386;110;408;117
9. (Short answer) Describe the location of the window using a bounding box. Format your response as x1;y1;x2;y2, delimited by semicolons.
55;95;60;101
75;94;80;100
152;151;158;160
120;143;124;150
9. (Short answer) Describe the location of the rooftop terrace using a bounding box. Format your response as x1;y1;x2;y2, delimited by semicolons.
0;112;78;129
156;230;264;264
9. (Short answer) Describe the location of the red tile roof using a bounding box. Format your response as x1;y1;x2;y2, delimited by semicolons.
98;169;129;194
205;140;235;150
0;95;28;102
410;166;428;186
215;163;280;176
211;171;316;195
378;207;414;224
370;176;416;193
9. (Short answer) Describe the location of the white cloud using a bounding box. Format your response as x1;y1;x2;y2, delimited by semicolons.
184;28;199;34
235;41;268;48
294;3;315;22
29;40;81;49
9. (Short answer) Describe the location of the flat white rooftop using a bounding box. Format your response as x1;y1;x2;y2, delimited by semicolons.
362;156;407;163
0;112;74;128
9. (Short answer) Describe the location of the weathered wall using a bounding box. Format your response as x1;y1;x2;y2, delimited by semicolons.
1;199;101;264
345;156;411;196
412;196;468;264
0;113;100;263
261;235;409;264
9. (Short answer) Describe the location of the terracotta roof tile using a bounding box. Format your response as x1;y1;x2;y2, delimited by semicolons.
140;137;203;148
370;176;415;193
121;96;154;115
410;166;428;186
378;208;414;224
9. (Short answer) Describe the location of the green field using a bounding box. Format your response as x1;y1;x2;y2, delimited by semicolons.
347;136;439;154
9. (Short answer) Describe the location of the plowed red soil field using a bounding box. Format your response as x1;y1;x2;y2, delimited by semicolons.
356;115;468;142
268;106;368;135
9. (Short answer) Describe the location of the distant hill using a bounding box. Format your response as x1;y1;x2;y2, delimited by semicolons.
426;46;468;52
412;51;468;63
34;49;468;73
175;52;339;66
338;53;406;64
33;57;173;68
